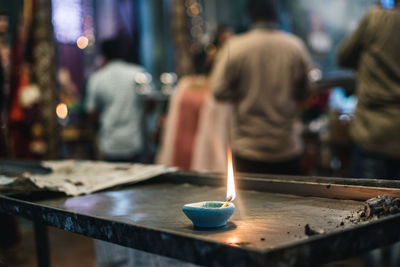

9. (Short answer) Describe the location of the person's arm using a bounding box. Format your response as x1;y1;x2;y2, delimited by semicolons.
210;42;240;102
337;9;372;69
84;76;104;159
84;76;101;140
85;77;99;121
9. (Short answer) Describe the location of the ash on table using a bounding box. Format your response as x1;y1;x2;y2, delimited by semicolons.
344;195;400;225
360;195;400;219
305;196;400;236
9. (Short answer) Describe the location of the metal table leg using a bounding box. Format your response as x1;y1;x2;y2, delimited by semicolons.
34;221;50;267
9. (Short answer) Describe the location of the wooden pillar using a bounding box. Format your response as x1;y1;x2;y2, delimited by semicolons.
33;0;59;159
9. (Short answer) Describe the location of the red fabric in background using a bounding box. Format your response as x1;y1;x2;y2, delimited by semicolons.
173;83;208;169
7;0;36;159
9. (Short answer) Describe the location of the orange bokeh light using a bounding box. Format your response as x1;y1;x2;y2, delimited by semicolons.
56;103;68;119
76;36;89;49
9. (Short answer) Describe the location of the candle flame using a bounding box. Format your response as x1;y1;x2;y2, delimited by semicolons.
226;145;236;201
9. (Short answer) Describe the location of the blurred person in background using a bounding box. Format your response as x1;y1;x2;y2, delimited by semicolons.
211;0;312;175
191;26;235;172
85;38;145;163
337;1;400;267
86;38;144;267
0;8;10;157
157;26;234;171
0;9;10;79
156;50;209;170
0;9;23;266
337;0;400;180
204;25;234;69
86;38;197;267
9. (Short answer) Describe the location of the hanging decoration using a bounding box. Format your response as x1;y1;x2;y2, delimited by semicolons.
172;0;205;76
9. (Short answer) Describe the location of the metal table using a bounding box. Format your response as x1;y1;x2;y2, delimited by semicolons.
1;169;400;267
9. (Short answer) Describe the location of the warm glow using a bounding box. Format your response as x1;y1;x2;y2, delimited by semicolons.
226;236;240;244
56;103;68;119
76;36;89;49
226;145;236;201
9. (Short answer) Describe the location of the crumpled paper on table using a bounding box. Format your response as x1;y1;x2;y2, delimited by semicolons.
0;175;17;186
26;160;176;196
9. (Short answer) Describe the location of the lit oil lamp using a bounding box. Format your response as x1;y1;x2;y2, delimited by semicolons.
182;146;236;228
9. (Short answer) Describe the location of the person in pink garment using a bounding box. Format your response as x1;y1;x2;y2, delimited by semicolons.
157;27;234;170
171;75;209;169
156;72;209;170
191;26;235;172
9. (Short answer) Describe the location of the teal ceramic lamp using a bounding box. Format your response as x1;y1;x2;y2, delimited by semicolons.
182;201;235;228
183;149;236;228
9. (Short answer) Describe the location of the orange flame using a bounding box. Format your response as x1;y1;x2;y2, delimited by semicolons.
226;145;236;201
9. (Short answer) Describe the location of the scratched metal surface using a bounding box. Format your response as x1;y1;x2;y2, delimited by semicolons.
0;162;400;266
39;182;362;250
3;170;400;266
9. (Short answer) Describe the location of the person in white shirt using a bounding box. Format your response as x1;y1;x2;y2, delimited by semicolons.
85;38;145;162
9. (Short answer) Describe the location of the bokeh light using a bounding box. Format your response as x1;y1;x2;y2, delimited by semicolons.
135;72;152;84
160;73;177;84
56;103;68;119
77;36;89;49
52;0;82;43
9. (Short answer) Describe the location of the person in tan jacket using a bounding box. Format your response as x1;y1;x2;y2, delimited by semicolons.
211;0;312;175
338;1;400;180
338;2;400;267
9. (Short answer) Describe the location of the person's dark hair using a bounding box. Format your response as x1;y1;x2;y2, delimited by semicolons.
0;9;8;17
213;25;234;48
247;0;278;23
100;38;122;60
194;48;209;74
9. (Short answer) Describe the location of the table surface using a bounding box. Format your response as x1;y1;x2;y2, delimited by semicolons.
41;182;362;250
2;171;400;266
